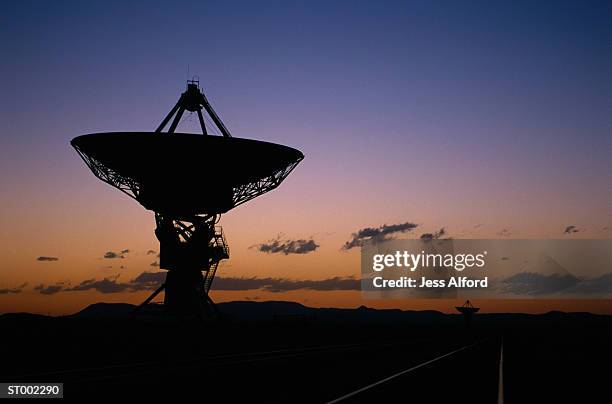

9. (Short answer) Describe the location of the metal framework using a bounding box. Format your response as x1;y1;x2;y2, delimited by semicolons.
73;143;301;213
156;79;232;137
73;144;141;201
132;213;230;319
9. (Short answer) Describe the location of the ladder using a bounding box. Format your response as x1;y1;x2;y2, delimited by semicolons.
203;226;229;293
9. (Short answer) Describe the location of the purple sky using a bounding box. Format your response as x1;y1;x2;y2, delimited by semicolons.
1;0;611;313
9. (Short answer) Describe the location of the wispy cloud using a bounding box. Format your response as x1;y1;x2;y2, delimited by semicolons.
34;272;165;295
34;284;64;295
33;272;359;294
103;251;127;259
213;276;360;292
563;225;579;235
502;272;579;295
36;256;59;262
497;228;512;237
500;272;612;296
253;236;319;255
568;273;612;295
66;277;131;294
0;282;27;294
130;271;166;290
342;222;418;250
420;227;446;241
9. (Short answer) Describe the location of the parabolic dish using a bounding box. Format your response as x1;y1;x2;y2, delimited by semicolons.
71;132;304;218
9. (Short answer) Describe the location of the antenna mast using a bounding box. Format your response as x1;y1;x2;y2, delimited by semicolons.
155;79;232;137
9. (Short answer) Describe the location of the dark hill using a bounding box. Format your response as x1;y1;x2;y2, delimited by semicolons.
2;301;610;327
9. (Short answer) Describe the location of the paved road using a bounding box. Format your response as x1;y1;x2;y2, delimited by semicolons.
21;334;498;402
323;338;499;403
10;329;611;403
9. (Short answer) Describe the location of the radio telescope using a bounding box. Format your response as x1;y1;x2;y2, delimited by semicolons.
71;80;303;319
456;300;479;326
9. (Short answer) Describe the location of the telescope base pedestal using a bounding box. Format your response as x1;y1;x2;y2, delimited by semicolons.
164;270;215;319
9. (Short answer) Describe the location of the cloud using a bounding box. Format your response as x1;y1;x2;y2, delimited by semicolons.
501;271;612;296
253;236;319;255
103;251;124;259
497;228;512;237
34;284;64;295
563;225;579;235
420;227;446;241
501;272;581;296
36;256;59;262
32;272;359;295
568;273;612;295
130;271;165;290
48;271;165;294
213;276;360;292
66;277;131;294
0;288;22;294
342;222;418;250
0;282;27;294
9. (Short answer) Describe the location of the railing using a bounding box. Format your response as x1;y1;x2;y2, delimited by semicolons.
213;226;229;258
203;226;230;293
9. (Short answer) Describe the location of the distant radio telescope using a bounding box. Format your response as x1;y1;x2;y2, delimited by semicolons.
456;300;480;326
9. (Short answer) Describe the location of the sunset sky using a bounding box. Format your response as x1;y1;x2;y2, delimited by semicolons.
1;0;611;315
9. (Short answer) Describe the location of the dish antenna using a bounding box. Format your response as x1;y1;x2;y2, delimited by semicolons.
71;79;303;319
456;300;480;326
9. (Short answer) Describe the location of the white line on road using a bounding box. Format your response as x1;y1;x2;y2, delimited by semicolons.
326;340;483;404
498;338;504;404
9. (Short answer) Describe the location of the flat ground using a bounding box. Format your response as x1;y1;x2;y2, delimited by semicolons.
1;306;610;402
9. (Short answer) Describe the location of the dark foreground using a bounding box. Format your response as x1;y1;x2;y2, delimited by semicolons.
1;301;610;403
